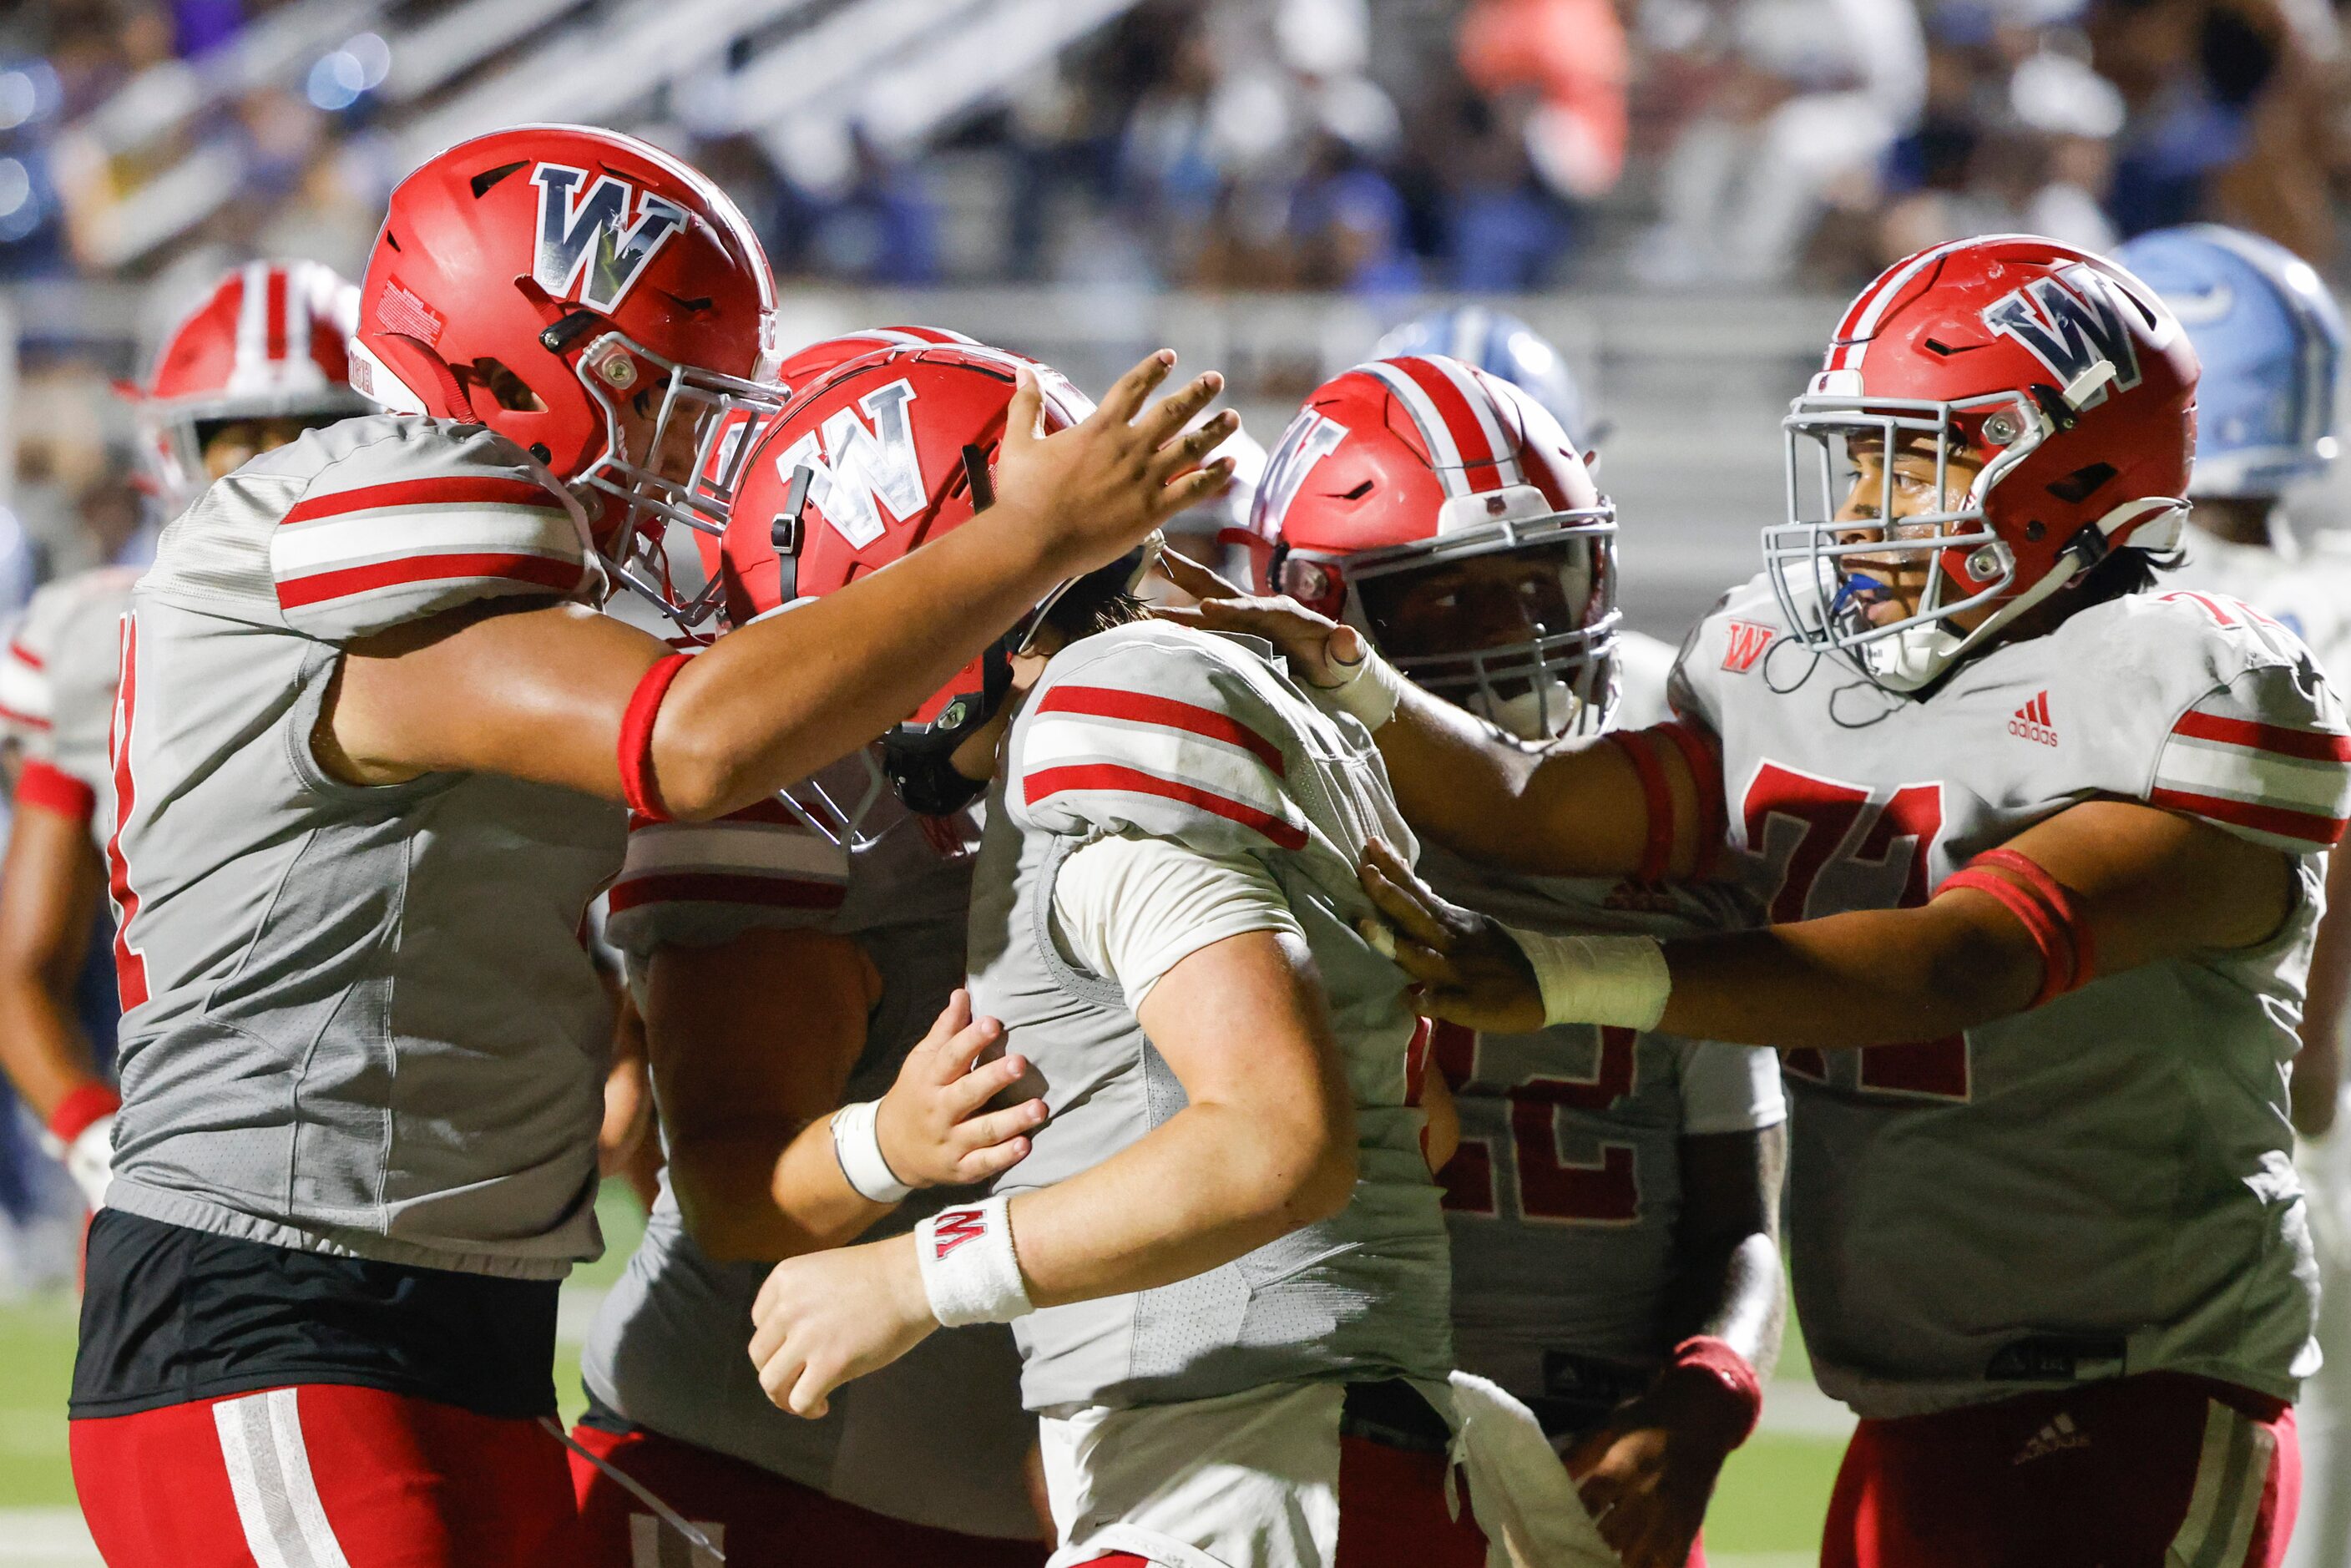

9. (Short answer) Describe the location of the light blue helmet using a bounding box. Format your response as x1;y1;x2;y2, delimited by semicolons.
1373;306;1592;453
2112;225;2343;499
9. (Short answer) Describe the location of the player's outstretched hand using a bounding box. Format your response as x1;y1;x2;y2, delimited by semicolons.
1152;549;1366;687
876;989;1047;1189
994;353;1240;582
750;1236;934;1420
1561;1371;1745;1568
1357;838;1545;1034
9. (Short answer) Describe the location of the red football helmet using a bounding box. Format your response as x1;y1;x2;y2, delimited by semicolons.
1774;234;2200;690
717;341;1149;815
351;124;786;620
1241;353;1618;741
120;260;373;513
678;326;987;627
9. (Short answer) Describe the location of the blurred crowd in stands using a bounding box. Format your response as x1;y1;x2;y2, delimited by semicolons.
2;0;2345;301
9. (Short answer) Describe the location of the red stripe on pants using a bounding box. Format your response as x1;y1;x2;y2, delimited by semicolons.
71;1384;581;1567
567;1421;1051;1566
1822;1373;2298;1568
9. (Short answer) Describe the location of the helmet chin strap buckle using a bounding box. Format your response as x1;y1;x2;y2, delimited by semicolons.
770;463;813;604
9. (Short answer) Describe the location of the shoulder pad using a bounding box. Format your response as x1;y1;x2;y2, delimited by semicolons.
604;799;852;962
1669;572;1782;723
2076;591;2351;852
259;416;599;642
1009;623;1309;857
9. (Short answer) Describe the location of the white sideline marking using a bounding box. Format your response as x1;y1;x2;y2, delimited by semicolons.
0;1509;99;1565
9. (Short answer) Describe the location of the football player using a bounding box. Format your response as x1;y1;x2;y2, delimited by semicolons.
2113;223;2351;1568
568;331;1048;1567
67;125;1232;1568
1371;307;1677;722
0;260;371;1213
1216;349;1788;1568
1184;235;2338;1565
744;342;1637;1568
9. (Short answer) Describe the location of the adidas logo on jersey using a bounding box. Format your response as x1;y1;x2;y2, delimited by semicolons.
2011;1411;2091;1465
2009;691;2058;747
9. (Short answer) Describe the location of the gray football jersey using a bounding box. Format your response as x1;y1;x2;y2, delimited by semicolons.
1423;843;1780;1427
970;620;1452;1413
585;761;1040;1540
0;566;138;849
1676;573;2351;1419
104;414;621;1279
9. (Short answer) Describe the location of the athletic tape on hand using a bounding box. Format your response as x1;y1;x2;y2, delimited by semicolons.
831;1100;914;1205
1502;926;1671;1032
1309;640;1403;732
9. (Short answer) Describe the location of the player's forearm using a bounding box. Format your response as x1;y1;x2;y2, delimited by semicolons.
651;503;1079;820
1009;1100;1355;1308
0;820;107;1120
1375;685;1692;878
669;1123;888;1263
0;974;102;1120
1656;901;2041;1049
1676;1232;1785;1381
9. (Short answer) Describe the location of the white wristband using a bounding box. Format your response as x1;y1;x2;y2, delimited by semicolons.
831;1100;913;1204
1307;638;1403;732
1502;927;1671;1032
913;1194;1034;1326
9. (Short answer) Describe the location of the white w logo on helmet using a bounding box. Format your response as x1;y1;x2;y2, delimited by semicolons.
1258;410;1349;534
530;164;689;313
1980;265;2144;400
778;379;927;549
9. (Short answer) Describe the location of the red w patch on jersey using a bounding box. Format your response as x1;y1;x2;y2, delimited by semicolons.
1722;620;1773;673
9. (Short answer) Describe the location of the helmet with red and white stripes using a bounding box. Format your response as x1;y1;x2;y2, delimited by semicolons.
1774;234;2199;691
1242;353;1617;741
124;260;374;513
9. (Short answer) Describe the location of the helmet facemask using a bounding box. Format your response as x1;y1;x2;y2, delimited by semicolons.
1771;385;2066;692
1330;492;1620;742
568;325;786;630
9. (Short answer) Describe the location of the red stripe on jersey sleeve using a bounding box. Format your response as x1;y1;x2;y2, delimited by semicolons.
13;758;94;822
0;704;53;731
2171;709;2351;762
1024;762;1308;851
2149;787;2348;847
606;872;847;913
276;551;586;609
7;640;43;670
1035;685;1287;775
281;476;571;525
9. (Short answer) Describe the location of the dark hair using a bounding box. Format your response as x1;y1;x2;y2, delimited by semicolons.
2065;543;2179;609
1042;571;1150;643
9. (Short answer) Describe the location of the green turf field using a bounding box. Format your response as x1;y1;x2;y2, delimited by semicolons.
0;1184;1846;1555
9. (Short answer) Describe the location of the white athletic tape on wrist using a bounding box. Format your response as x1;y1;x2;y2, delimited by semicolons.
1503;927;1671;1032
1310;640;1403;732
914;1194;1034;1327
831;1100;913;1204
